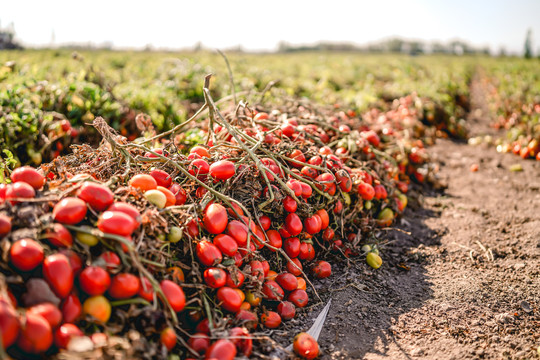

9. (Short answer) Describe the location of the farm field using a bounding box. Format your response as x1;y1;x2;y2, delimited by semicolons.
0;51;538;360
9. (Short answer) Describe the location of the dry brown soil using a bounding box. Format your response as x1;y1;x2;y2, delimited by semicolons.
288;79;539;360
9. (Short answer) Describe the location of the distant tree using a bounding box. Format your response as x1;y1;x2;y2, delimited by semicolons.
524;29;533;58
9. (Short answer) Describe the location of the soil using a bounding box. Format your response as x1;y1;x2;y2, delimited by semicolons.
290;78;540;360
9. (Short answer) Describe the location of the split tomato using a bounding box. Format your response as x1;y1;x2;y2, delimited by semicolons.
262;280;284;301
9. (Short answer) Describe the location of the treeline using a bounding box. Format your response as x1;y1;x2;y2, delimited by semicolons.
277;38;491;55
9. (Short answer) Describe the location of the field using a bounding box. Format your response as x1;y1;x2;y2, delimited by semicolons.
0;50;538;360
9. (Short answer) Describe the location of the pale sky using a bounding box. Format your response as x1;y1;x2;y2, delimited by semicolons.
2;0;539;54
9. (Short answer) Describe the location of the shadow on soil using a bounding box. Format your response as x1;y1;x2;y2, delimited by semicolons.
309;189;446;359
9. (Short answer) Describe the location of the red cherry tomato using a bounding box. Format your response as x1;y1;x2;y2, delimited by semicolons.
283;237;301;258
304;215;322;235
188;333;210;354
196;241;223;266
293;332;319;359
209;160;236;180
54;323;83;349
169;184;187;205
10;239;44;271
97;211;138;236
312;260;332;279
0;214;11;238
299;242;315;261
229;327;252;356
285;213;303;236
160;280;186;312
190;146;210;158
262;280;284;301
205;339;237;360
203;267;227;288
27;303;62;328
77;182;114;211
43;254;73;298
188;159;210;178
108;273;140;299
17;313;53;353
5;182;35;204
203;203;228;234
277;301;296;321
217;287;242;312
79;266;111;296
358;182;375;201
129;174;157;191
322;227;335;242
59;249;82;275
286;258;303;276
98;251;121;271
53;197;87;224
276;273;298;291
225;270;245;288
107;202;141;225
288;289;309;308
160;327;176;351
138;277;155;302
61;293;82;323
0;299;20;348
11;166;45;190
315;209;329;229
226;220;248;246
249;260;265;281
45;223;73;248
259;215;271;230
283;195;297;213
260;311;281;328
266;230;282;251
213;234;238;257
374;184;388;200
149;169;172;188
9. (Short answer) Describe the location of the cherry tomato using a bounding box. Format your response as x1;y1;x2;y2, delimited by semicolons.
266;229;282;250
277;301;296;321
190;146;210;158
79;266;111;296
203;267;227;288
260;311;281;328
11;166;45;190
108;273;140;299
54;323;83;349
10;239;43;271
83;295;111;322
196;241;222;266
157;186;176;207
209;160;236;180
0;299;20;348
205;339;237;360
61;293;82;323
299;242;315;261
248;260;265;281
186;218;200;238
283;195;298;212
77;182;114;211
276;273;298;291
45;223;73;248
293;332;319;359
213;234;238;257
160;327;176;351
107;202;141;225
160;280;186;312
288;149;306;168
315;209;329;229
189;333;210;354
377;208;394;227
17;312;53;353
129;174;157;191
138;277;155;302
283;237;301;258
59;249;82;275
226;220;248;246
287;179;303;197
169;184;187;205
288;289;309;308
262;280;284;301
225;270;245;288
357;182;375;201
203;203;228;234
286;258;303;276
98;251;121;271
0;214;11;238
217;287;242;313
53;197;87;224
333;199;343;214
97;210;138;236
285;213;303;236
27;303;62;329
149;169;172;188
312;260;332;279
304;215;322;234
188;159;210;178
374;184;388;200
229;327;252;356
5;182;36;204
43;254;73;298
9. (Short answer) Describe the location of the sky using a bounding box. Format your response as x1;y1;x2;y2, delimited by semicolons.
1;0;539;54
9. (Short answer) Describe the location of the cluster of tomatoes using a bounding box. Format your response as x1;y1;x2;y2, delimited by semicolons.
0;166;189;358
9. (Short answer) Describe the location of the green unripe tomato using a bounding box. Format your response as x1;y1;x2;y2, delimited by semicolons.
144;189;167;209
76;229;100;246
168;226;182;243
366;252;382;269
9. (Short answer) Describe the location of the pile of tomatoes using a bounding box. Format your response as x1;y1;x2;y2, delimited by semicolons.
0;95;451;359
